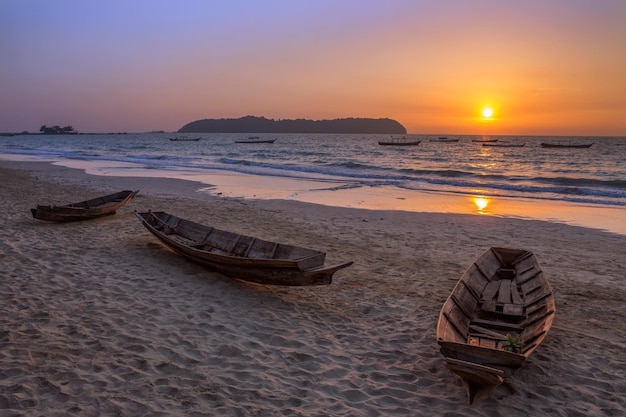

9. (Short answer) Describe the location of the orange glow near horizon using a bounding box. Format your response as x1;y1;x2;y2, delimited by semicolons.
1;3;625;136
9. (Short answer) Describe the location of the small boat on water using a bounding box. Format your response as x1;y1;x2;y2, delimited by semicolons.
472;138;499;143
235;136;277;144
134;211;353;286
436;247;555;404
31;190;139;222
169;136;201;141
430;137;460;143
378;136;421;146
540;142;593;149
482;143;526;148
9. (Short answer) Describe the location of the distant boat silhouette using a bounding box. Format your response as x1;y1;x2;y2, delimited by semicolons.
378;136;421;146
540;142;593;149
235;136;277;144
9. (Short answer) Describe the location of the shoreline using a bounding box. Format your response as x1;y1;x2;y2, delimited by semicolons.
2;155;625;236
1;160;625;416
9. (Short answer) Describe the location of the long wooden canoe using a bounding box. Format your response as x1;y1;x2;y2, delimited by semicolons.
31;190;139;222
436;247;555;404
134;211;353;286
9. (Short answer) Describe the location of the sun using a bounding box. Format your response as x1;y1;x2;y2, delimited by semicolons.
482;107;494;118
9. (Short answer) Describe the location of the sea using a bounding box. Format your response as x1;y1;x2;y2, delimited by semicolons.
1;133;625;233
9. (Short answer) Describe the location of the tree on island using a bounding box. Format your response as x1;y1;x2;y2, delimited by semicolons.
39;124;78;134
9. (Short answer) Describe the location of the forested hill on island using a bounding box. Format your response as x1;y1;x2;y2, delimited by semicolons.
178;116;406;134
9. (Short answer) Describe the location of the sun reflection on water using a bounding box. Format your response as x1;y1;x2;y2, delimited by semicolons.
472;196;491;213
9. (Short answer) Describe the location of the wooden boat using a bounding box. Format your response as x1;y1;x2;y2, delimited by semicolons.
31;190;139;222
378;136;421;146
436;247;555;404
169;136;201;141
482;143;526;148
472;139;498;143
541;142;593;149
134;211;353;286
235;136;276;144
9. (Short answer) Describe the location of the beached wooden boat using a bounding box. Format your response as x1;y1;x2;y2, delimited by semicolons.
134;211;353;286
436;247;555;404
540;142;593;149
235;136;277;144
31;190;139;222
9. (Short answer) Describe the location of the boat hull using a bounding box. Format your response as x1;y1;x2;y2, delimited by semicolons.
31;190;138;222
436;247;555;403
540;143;593;148
135;211;352;286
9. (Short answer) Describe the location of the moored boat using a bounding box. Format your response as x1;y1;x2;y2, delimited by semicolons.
540;142;593;149
134;211;353;286
31;190;139;222
235;136;277;144
436;247;555;404
378;136;421;146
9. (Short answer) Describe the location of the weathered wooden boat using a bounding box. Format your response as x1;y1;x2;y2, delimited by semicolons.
436;247;555;404
540;142;593;149
31;190;139;222
235;136;276;144
134;211;353;286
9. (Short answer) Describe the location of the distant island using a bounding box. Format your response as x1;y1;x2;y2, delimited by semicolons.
178;116;406;134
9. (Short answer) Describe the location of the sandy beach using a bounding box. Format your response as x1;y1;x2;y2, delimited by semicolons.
1;160;625;416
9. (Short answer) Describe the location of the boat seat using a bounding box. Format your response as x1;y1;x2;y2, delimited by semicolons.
470;318;523;332
468;336;500;350
480;278;525;317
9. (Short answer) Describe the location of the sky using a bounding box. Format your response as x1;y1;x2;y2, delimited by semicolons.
1;0;625;136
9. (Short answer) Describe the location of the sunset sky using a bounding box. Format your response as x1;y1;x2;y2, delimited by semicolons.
2;0;625;135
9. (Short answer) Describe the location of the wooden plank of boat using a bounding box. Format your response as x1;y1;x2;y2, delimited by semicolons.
31;190;139;222
436;247;555;404
134;211;353;286
540;142;593;148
